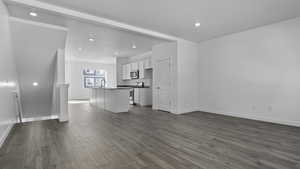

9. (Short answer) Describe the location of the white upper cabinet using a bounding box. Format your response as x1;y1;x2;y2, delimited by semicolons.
144;59;152;69
139;61;144;79
126;64;131;79
122;65;127;80
122;64;131;80
131;62;138;71
121;55;152;81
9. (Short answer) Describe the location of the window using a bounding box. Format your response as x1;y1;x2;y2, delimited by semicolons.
83;69;107;88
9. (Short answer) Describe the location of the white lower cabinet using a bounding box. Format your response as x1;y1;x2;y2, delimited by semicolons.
134;88;139;104
134;88;152;106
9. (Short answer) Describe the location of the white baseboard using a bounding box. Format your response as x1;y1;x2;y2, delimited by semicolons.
174;107;199;115
198;107;300;128
22;115;59;123
0;124;14;148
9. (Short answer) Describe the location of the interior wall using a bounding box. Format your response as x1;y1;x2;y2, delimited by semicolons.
0;1;19;146
10;19;67;118
177;40;199;114
152;41;199;114
197;17;300;127
152;42;178;113
66;60;116;100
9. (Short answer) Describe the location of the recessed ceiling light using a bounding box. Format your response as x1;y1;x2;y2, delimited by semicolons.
195;22;201;27
33;82;39;86
88;38;95;42
132;44;137;49
78;47;83;51
29;12;38;17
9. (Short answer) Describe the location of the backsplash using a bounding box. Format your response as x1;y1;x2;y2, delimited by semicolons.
120;69;153;86
121;79;152;86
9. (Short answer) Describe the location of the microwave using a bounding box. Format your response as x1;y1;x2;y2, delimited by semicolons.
130;71;139;79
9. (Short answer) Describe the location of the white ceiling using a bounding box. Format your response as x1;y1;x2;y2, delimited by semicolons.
33;0;300;42
6;3;67;27
5;1;167;63
66;21;166;63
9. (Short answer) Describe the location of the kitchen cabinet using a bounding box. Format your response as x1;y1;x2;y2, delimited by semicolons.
131;62;138;71
138;61;144;79
134;88;152;106
121;57;152;81
144;59;152;69
122;65;126;80
90;88;131;113
127;64;132;79
122;64;131;80
126;64;131;79
133;88;140;104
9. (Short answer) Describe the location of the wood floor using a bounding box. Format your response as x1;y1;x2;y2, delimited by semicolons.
1;103;300;169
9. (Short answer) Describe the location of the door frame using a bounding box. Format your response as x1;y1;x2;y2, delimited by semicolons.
153;57;172;112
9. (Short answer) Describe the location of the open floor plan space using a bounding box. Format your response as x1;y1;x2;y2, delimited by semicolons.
1;103;300;169
1;0;300;169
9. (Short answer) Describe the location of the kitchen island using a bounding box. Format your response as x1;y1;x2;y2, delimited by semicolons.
90;87;131;113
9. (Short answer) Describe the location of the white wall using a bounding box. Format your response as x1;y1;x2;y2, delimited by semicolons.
52;49;67;117
152;42;178;113
66;60;116;100
10;19;67;118
177;40;199;113
197;17;300;127
0;1;19;147
152;41;199;114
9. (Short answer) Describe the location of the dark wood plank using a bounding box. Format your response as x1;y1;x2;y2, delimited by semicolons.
1;103;300;169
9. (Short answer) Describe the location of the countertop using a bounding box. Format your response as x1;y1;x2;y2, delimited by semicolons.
117;85;151;88
91;87;132;90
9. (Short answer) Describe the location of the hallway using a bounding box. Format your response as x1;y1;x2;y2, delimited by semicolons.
1;103;300;169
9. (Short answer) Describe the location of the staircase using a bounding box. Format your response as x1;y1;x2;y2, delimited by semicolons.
10;17;69;122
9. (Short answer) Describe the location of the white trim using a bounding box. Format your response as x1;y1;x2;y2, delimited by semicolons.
174;107;199;115
0;124;14;148
9;16;68;31
198;107;300;128
66;57;116;64
7;0;179;41
22;115;59;123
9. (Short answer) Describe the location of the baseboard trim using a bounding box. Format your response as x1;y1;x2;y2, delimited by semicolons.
174;107;200;115
0;124;14;148
22;115;59;123
198;107;300;128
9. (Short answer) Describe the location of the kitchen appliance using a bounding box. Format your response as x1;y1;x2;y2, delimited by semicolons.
129;89;134;105
136;82;144;87
130;71;139;79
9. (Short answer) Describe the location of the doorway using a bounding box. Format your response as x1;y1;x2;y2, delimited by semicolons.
155;58;171;112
